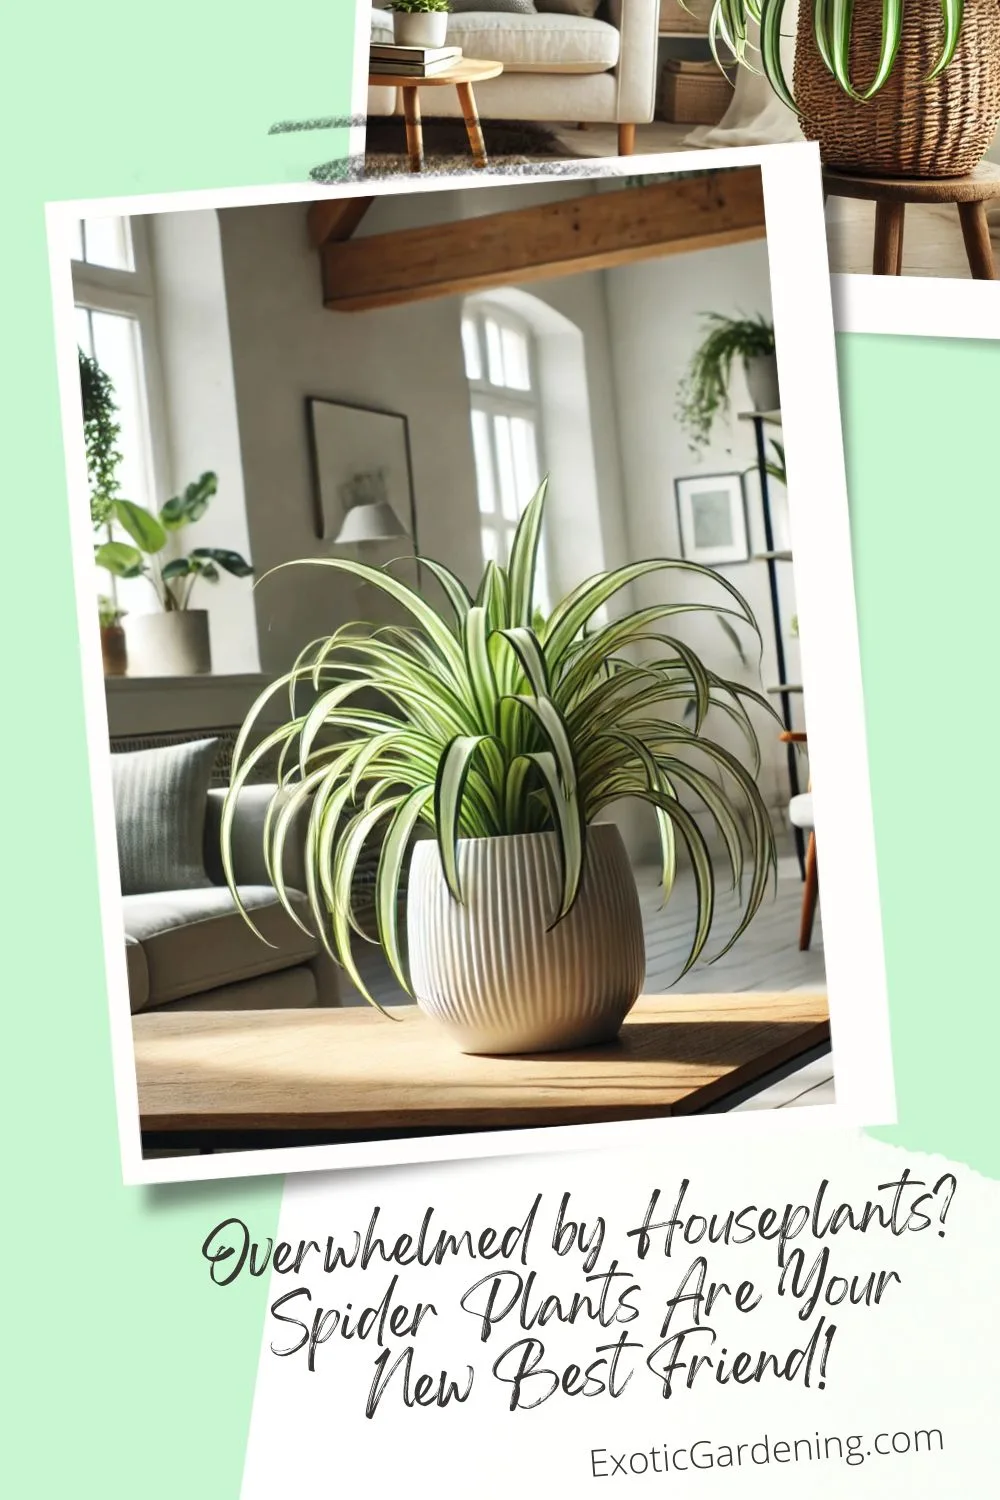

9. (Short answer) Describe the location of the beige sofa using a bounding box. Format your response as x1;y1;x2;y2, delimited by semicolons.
369;2;659;154
123;785;341;1014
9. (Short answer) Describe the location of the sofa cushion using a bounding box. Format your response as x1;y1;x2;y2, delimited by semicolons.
111;737;219;896
538;0;602;14
158;967;319;1012
123;885;320;1011
371;9;620;73
125;935;150;1012
451;0;537;11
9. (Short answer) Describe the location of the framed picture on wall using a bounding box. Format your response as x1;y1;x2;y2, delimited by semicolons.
674;473;750;565
306;397;417;551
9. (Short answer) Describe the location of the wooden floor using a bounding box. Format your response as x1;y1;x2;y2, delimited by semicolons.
548;121;1000;280
343;858;834;1111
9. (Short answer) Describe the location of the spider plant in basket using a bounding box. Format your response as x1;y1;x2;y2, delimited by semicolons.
222;480;778;1056
708;0;1000;178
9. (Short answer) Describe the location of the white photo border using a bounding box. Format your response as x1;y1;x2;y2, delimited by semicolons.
45;141;895;1186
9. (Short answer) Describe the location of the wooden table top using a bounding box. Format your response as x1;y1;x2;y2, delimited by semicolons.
369;58;503;89
134;991;829;1135
824;162;1000;204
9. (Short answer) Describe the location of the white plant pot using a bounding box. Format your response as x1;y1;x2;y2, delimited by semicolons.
744;352;780;413
393;12;448;47
124;610;212;677
407;824;646;1055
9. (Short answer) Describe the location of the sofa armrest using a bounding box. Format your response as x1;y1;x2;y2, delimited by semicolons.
204;785;308;892
607;0;659;124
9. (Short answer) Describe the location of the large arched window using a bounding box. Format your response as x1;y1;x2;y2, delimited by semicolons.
461;300;549;609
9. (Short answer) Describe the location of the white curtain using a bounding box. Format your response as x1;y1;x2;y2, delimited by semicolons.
685;5;803;148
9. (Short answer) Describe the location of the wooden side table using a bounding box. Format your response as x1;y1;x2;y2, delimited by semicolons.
368;58;504;173
824;163;1000;279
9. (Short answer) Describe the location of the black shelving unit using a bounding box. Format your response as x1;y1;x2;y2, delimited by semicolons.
741;409;805;879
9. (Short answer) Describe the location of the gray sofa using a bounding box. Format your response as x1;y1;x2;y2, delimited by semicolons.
123;784;340;1014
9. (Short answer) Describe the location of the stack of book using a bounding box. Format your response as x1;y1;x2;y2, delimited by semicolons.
370;44;463;78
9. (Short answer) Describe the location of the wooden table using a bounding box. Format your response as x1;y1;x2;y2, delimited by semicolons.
134;991;830;1152
824;163;1000;279
369;58;504;173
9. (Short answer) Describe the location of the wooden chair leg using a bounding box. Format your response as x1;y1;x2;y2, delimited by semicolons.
872;200;905;275
617;123;636;156
456;81;488;169
957;201;998;280
799;831;819;952
402;88;424;173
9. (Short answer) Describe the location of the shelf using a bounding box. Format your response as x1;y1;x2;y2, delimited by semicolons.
754;550;793;563
738;409;782;425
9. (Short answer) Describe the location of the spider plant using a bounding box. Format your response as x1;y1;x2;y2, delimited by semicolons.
222;480;778;1010
708;0;969;110
677;312;775;450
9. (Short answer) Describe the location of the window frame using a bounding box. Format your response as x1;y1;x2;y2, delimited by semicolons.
462;301;548;588
72;215;171;515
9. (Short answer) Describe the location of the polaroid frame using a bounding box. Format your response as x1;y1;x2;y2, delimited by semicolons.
45;142;895;1184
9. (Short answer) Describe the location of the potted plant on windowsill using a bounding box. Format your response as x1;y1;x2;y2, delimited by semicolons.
95;472;254;677
677;312;777;451
98;596;128;677
712;0;1000;177
388;0;450;50
222;480;778;1056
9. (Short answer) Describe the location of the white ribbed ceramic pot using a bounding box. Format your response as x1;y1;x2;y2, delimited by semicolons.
407;825;646;1055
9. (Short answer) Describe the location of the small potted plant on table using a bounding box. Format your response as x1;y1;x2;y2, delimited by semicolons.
98;596;128;676
223;480;777;1056
388;0;451;50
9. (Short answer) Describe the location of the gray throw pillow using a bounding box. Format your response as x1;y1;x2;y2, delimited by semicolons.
449;1;538;11
536;1;603;15
111;738;220;896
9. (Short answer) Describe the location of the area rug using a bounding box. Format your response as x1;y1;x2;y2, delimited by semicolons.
343;120;594;182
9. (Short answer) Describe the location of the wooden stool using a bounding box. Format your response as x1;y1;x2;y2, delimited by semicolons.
823;162;1000;279
368;58;504;174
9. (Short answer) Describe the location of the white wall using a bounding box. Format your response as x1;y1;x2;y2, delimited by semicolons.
150;209;259;674
216;186;633;673
603;238;800;836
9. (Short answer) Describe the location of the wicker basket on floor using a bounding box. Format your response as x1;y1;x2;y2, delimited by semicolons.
660;59;733;125
795;0;1000;178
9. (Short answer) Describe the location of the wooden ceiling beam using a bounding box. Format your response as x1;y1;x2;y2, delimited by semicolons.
319;169;766;312
308;195;375;248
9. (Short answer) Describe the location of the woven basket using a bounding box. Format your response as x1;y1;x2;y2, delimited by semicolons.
794;0;1000;177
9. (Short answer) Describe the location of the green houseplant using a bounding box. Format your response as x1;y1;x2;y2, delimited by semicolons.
710;0;1000;178
677;313;777;450
98;595;128;677
79;349;124;529
96;473;253;676
80;348;130;674
388;0;450;49
223;480;778;1055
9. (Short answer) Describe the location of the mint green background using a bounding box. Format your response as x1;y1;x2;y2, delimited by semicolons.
3;4;996;1490
2;4;354;1495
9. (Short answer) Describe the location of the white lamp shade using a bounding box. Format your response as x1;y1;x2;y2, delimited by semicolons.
333;500;408;545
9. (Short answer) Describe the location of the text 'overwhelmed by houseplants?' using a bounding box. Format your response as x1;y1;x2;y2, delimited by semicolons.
200;1170;958;1420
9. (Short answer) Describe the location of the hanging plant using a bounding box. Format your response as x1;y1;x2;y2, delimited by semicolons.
676;312;775;451
79;348;124;529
